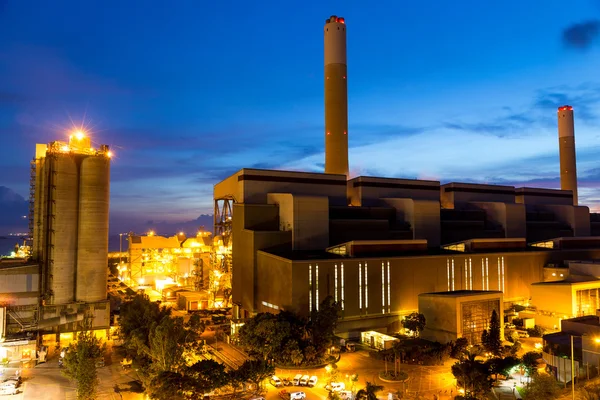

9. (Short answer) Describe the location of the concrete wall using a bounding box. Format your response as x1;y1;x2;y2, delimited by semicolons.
381;198;441;247
419;295;458;343
0;265;39;295
348;177;440;207
441;183;516;209
515;187;573;206
268;194;330;250
541;204;591;237
231;203;292;315
472;202;526;239
530;283;574;317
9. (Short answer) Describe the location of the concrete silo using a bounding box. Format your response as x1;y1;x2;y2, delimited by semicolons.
48;153;79;304
557;105;578;206
76;154;110;302
31;133;111;307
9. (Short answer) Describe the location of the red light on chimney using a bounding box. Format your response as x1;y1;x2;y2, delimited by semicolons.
558;105;573;111
343;131;347;135
327;132;330;135
343;76;346;79
337;17;345;24
326;76;329;80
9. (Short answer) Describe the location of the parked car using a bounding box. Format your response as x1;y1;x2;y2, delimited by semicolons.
271;375;282;387
326;382;346;392
299;375;309;386
308;376;318;387
290;391;306;400
292;374;302;386
339;390;355;399
282;377;292;386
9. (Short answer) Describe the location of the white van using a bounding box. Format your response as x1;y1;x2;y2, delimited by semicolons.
299;375;310;386
293;374;303;386
271;375;282;387
308;376;318;387
290;392;306;400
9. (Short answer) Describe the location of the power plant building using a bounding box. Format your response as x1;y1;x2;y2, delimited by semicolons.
214;16;600;341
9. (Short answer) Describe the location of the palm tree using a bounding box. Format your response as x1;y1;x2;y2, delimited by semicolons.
356;381;384;400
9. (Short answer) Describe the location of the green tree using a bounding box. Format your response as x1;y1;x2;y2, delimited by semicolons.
481;310;502;356
522;351;542;377
451;337;469;360
290;348;304;366
402;312;426;338
356;381;384;399
62;329;106;400
238;313;290;361
236;359;275;390
451;354;493;398
308;296;342;353
186;359;229;396
304;345;317;364
119;293;171;359
523;373;560;400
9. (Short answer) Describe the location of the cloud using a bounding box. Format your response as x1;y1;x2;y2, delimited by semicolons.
562;20;600;49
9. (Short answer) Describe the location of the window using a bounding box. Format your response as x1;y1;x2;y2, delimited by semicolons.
481;258;489;290
335;264;338;302
341;262;345;310
359;262;362;309
381;262;385;314
364;262;368;309
497;257;506;292
469;258;473;290
387;261;391;313
316;264;319;311
309;264;312;312
447;259;455;291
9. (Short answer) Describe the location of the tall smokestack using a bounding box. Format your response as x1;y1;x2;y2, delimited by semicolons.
324;15;349;176
557;105;578;205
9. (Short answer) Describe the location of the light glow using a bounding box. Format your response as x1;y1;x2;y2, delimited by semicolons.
74;130;85;140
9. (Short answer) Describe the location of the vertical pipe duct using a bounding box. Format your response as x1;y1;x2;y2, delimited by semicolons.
324;15;349;177
557;105;578;206
76;155;110;302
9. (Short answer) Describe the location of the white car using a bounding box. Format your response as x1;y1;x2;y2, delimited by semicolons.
299;375;309;386
290;392;306;400
293;374;302;386
308;375;318;387
327;382;346;392
271;375;282;387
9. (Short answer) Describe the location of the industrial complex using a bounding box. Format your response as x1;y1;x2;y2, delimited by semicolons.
214;15;600;344
3;13;600;372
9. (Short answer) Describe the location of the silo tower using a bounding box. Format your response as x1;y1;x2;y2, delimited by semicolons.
32;131;111;305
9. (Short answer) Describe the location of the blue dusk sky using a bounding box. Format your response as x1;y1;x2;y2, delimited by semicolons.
1;0;600;234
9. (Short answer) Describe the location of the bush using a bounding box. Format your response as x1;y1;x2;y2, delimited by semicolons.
506;330;520;343
526;326;546;338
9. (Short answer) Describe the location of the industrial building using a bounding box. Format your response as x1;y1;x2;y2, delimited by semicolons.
110;230;232;309
213;15;600;342
0;131;112;362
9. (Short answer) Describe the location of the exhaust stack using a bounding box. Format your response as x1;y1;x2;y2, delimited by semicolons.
324;15;349;177
557;105;578;205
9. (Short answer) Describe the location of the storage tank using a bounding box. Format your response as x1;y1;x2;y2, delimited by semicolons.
76;155;110;302
50;153;79;304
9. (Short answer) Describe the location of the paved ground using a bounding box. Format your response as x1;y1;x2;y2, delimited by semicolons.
1;346;144;400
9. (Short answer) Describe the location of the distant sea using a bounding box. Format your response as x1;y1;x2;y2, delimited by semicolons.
0;237;21;256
